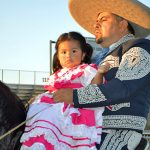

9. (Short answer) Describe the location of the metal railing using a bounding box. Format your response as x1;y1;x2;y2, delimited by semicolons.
0;69;49;85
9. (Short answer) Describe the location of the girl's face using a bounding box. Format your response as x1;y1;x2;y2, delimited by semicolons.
58;39;85;68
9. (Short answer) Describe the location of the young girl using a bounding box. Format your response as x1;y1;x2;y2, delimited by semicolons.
20;32;109;150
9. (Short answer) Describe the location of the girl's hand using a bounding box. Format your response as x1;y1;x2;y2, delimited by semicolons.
98;62;110;74
53;88;73;104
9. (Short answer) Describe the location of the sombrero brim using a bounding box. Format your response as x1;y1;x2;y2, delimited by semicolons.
69;0;150;37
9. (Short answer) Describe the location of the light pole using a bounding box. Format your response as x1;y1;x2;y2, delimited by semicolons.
49;40;56;75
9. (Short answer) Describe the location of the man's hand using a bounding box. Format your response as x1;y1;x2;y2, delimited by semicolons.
53;88;74;104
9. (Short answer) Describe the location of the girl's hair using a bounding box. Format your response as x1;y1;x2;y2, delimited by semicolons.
53;31;93;73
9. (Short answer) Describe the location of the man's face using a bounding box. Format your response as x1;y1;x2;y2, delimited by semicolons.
94;12;124;47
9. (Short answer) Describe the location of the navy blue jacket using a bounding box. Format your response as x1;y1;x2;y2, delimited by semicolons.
73;38;150;132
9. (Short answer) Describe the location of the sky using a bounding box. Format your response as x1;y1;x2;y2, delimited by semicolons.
0;0;150;73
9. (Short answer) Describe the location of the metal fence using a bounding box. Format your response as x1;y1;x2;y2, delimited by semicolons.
0;69;49;85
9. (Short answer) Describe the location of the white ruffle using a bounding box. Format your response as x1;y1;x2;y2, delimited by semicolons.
20;128;97;150
47;64;97;89
21;119;100;143
21;143;46;150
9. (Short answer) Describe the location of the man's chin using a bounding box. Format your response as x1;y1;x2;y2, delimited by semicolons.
96;37;103;44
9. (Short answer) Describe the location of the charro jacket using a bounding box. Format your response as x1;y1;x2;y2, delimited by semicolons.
73;35;150;133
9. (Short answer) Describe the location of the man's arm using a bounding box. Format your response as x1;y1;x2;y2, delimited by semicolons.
53;47;150;107
73;47;150;108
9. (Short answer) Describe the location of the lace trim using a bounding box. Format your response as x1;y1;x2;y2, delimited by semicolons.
116;47;150;80
77;84;107;104
47;64;95;85
103;115;146;131
45;64;97;93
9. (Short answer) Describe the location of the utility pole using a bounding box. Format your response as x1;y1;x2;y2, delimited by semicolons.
49;40;56;75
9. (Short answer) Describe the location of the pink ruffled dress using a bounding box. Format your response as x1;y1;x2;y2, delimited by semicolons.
20;64;104;150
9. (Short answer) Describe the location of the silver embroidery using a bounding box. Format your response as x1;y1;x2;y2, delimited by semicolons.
103;115;147;131
127;131;142;150
116;47;150;80
100;130;142;150
99;34;135;67
110;102;130;111
77;84;107;104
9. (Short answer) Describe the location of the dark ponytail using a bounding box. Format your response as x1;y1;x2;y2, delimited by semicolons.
82;43;93;64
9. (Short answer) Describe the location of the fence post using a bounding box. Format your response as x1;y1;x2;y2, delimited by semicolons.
2;69;3;81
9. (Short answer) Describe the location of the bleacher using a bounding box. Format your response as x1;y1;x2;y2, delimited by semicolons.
7;83;46;102
0;69;49;103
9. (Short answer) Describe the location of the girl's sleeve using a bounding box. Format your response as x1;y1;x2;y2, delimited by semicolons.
79;64;97;87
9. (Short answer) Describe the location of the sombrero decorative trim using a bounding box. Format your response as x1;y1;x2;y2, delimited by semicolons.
69;0;150;37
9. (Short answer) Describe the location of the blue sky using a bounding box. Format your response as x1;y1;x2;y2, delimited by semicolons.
0;0;150;72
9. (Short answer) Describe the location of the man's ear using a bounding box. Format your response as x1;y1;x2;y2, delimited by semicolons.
120;19;128;32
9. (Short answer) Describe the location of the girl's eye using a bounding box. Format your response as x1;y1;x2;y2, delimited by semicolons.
62;51;66;54
73;50;76;53
73;48;78;53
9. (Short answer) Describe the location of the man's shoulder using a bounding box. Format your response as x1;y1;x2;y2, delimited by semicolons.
122;38;150;52
122;38;150;49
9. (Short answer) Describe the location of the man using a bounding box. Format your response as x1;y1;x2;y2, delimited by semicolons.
53;0;150;149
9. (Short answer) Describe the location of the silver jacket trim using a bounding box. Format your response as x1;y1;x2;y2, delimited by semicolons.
103;115;147;131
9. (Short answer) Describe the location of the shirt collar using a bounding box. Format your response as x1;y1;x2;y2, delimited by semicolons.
108;34;135;53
